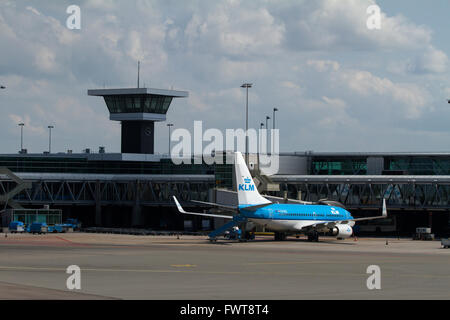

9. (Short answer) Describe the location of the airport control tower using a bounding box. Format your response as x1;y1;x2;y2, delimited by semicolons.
88;88;188;154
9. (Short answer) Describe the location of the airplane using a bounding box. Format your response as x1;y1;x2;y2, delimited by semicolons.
173;151;387;242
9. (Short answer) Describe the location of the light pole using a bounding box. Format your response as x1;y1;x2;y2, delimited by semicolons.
241;83;252;166
48;125;54;153
259;122;264;156
18;123;24;152
272;108;278;155
167;123;174;157
266;116;270;154
273;108;278;131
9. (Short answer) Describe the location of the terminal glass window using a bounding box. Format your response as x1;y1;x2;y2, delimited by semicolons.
11;209;62;225
312;158;367;175
386;157;450;175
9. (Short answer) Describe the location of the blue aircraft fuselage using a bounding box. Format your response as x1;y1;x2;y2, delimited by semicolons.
238;204;354;222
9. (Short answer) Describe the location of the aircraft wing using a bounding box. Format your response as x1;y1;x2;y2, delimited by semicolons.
263;194;313;205
173;196;234;219
305;199;388;230
190;200;238;212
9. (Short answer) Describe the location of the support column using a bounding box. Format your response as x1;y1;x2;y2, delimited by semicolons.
428;211;433;232
132;180;142;227
447;211;450;230
95;181;102;226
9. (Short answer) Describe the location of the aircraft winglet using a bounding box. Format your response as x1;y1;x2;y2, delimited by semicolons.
172;196;234;219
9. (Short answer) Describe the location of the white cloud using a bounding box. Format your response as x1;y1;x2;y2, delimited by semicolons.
8;114;46;137
337;69;430;119
307;60;340;72
444;88;450;97
184;4;285;57
34;46;58;73
281;81;302;90
409;46;448;74
218;59;268;81
25;6;41;16
281;0;433;51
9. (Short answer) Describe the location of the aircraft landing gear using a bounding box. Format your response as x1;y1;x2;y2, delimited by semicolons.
307;232;319;242
242;232;255;241
274;232;287;241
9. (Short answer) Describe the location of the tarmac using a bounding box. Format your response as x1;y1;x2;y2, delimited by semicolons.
0;233;449;300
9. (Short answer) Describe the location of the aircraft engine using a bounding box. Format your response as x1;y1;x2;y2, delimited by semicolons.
331;224;353;238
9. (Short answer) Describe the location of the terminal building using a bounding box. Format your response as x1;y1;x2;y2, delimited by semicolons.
0;86;449;236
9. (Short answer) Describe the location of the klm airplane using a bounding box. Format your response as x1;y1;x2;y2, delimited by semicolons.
173;152;387;242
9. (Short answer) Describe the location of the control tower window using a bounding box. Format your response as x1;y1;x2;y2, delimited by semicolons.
133;97;141;110
162;97;172;113
144;97;151;113
105;95;174;115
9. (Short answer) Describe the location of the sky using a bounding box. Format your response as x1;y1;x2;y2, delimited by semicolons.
0;0;449;154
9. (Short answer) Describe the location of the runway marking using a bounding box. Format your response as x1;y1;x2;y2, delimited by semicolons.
244;261;348;266
243;260;403;266
54;236;91;247
0;265;448;279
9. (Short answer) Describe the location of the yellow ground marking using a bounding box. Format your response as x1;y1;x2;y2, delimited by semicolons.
170;264;197;268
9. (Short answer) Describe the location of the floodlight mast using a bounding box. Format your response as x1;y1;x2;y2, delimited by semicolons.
241;83;253;166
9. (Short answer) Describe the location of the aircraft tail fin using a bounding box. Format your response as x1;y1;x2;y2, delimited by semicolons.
234;152;271;206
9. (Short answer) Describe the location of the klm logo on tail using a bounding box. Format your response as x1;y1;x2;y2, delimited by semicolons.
239;177;255;192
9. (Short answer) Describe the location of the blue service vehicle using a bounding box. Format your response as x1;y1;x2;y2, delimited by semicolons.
47;224;65;233
8;221;25;233
61;218;81;231
30;222;48;234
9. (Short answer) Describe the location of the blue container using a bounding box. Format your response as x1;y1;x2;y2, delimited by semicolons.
30;222;48;234
8;221;25;233
48;224;64;233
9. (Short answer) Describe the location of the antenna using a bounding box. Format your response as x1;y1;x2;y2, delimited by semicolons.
137;61;140;88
